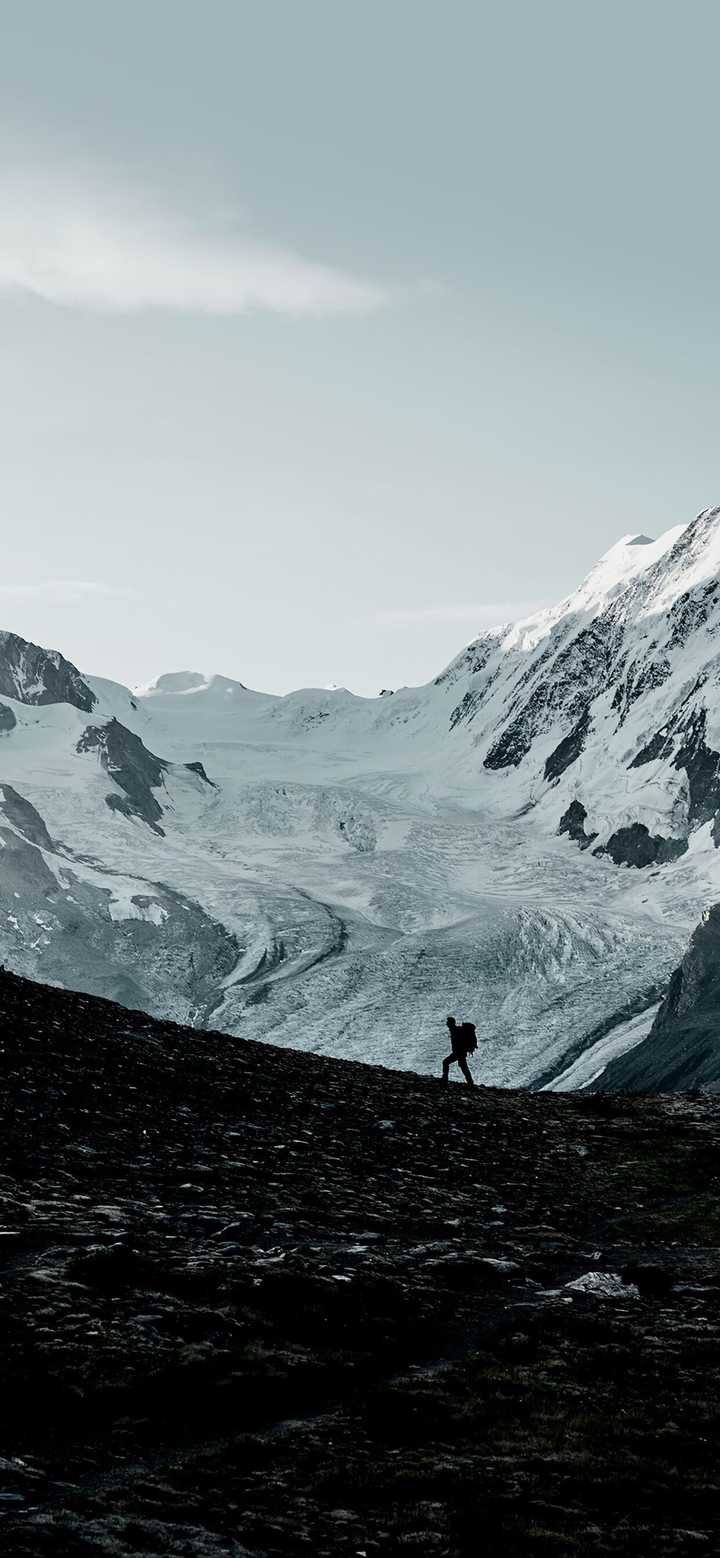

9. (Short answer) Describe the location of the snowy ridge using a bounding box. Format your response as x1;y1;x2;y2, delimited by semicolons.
1;505;720;1087
0;630;96;712
500;523;687;654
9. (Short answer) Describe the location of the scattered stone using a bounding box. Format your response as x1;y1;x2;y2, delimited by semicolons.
479;1256;520;1274
565;1271;641;1299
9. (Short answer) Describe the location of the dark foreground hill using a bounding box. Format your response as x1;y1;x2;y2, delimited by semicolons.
2;973;720;1556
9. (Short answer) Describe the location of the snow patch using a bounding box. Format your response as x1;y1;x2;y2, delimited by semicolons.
107;891;169;926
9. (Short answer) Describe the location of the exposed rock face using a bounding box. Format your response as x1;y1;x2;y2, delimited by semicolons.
610;654;672;723
428;509;720;868
629;729;673;767
598;822;688;869
666;577;720;648
0;825;58;897
672;709;720;830
627;706;720;843
77;719;169;834
0;702;16;733
0;785;54;850
2;969;720;1555
436;631;500;693
484;618;617;771
544;707;591;782
184;760;217;788
0;777;239;1024
602;904;720;1091
558;799;597;847
0;631;95;711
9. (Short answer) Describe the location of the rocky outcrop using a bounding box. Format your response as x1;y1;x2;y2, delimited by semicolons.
627;705;720;843
184;760;218;788
598;823;688;869
449;686;483;729
484;618;617;771
483;716;533;769
558;799;597;847
435;632;499;692
672;708;720;830
0;825;58;897
77;719;169;834
666;577;720;649
2;968;720;1554
629;729;674;767
602;904;720;1091
544;707;591;781
610;654;672;723
0;824;239;1022
0;702;16;733
557;803;687;869
0;630;95;711
0;785;54;851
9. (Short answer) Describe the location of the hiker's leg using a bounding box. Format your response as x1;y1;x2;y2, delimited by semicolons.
458;1054;475;1087
441;1053;455;1083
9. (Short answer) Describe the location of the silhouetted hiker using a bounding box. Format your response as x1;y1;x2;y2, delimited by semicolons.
441;1015;477;1086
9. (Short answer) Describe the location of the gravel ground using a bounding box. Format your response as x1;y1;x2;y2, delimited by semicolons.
1;969;720;1555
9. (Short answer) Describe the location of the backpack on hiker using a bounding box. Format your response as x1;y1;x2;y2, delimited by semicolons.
459;1022;477;1053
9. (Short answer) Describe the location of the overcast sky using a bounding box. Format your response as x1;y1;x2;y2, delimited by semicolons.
1;0;719;695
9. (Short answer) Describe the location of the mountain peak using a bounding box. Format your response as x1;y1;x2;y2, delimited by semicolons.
139;671;250;697
143;671;208;694
572;522;688;611
0;629;96;712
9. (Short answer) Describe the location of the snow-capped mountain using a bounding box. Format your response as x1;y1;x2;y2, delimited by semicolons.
3;505;720;1088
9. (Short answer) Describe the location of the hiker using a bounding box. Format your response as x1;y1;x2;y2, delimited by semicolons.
441;1015;477;1086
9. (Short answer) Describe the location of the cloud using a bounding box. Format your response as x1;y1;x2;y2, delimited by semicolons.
377;601;545;627
0;157;389;317
0;581;127;604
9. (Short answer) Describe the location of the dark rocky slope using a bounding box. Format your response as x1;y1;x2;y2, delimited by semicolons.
77;719;170;834
602;904;720;1092
0;631;95;712
2;972;720;1556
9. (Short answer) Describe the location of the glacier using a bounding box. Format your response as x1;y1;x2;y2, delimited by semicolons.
3;505;720;1087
